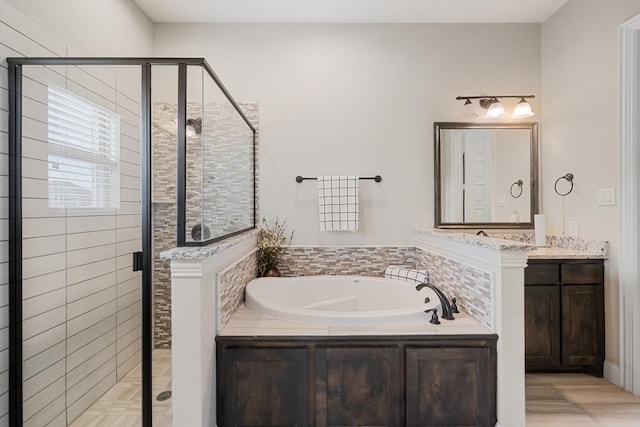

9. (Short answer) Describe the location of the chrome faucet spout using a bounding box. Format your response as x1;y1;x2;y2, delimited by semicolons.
416;282;455;320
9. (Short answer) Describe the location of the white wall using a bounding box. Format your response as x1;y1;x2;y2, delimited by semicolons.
154;23;541;245
541;0;640;368
2;0;153;57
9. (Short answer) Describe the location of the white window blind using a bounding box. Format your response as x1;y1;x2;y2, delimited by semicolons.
47;85;120;209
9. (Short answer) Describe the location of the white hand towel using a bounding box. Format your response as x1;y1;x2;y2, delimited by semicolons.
384;266;429;284
318;176;359;231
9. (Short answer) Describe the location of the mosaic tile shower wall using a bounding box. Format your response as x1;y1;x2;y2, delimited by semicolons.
152;102;259;348
281;246;417;277
416;247;492;328
152;203;176;348
185;103;256;240
217;249;258;331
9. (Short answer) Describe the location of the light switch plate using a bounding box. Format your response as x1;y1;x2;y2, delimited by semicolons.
597;188;616;206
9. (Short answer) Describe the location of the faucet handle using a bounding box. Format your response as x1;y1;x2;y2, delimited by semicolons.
450;297;460;313
424;308;441;325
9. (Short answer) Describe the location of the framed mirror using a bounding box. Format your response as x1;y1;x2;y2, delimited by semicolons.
434;122;538;229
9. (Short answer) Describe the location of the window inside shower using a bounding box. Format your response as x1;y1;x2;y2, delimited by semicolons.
7;58;256;426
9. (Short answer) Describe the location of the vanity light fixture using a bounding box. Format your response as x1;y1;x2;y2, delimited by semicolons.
456;95;535;119
458;98;479;119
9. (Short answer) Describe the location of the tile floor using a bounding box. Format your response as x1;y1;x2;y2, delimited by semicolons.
69;349;172;427
70;357;640;426
526;373;640;426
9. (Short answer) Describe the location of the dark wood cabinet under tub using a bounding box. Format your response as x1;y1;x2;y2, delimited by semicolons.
524;259;604;376
217;335;497;427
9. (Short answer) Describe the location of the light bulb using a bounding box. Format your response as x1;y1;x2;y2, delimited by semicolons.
459;99;479;119
485;99;505;118
512;98;535;118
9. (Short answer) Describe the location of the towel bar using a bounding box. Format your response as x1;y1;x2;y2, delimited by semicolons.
295;175;382;183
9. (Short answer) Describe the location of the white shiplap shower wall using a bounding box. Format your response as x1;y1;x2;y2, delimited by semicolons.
1;2;143;425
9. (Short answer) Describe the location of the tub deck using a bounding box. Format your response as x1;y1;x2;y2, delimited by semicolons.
220;304;493;336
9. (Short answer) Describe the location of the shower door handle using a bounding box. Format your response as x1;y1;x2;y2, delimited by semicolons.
132;251;143;272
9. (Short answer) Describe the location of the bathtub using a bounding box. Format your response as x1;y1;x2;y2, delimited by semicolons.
244;275;440;325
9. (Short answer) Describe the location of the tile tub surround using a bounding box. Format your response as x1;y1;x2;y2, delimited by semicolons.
416;247;492;329
281;246;417;277
217;248;258;332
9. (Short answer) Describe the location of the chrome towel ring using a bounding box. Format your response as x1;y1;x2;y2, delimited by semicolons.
554;173;574;196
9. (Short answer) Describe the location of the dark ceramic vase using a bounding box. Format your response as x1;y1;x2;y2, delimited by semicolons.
264;267;281;277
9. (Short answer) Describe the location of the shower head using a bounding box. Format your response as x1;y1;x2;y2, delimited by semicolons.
186;118;202;136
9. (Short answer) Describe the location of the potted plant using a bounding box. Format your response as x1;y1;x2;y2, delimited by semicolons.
257;217;294;277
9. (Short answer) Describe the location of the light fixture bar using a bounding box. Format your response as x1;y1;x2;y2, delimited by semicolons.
455;95;535;100
455;95;536;119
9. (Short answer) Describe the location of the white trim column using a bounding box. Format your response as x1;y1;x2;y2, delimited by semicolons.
619;13;640;395
167;236;257;426
416;232;529;427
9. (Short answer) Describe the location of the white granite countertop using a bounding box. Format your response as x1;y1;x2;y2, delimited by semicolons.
160;229;257;260
416;228;533;251
417;229;609;260
219;305;493;337
527;246;607;259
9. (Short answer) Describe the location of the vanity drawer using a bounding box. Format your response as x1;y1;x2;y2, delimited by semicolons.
525;263;560;285
561;263;604;284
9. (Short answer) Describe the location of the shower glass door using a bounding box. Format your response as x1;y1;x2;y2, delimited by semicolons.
19;63;145;426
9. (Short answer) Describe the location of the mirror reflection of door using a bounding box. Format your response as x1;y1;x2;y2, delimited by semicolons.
464;130;494;222
441;130;464;222
440;129;493;222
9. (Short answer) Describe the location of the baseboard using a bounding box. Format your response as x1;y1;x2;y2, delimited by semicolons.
604;360;621;386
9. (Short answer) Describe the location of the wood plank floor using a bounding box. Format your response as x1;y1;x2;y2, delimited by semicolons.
70;349;172;427
527;373;640;426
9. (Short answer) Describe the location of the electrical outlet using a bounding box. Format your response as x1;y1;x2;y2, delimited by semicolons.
568;221;579;237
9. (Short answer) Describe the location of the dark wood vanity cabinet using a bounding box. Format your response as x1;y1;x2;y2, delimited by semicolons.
524;259;604;376
405;347;495;427
217;335;497;427
315;346;402;426
220;347;309;426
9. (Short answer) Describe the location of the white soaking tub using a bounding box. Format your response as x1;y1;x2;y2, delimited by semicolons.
244;275;440;325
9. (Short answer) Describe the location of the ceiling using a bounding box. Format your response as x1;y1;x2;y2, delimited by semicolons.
132;0;569;24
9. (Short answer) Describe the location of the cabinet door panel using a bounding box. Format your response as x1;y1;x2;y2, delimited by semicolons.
525;285;561;369
315;347;401;427
525;263;560;285
561;263;603;284
562;285;604;367
222;347;308;427
406;347;495;427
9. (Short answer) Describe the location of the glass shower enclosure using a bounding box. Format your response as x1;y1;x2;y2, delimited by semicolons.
7;58;256;426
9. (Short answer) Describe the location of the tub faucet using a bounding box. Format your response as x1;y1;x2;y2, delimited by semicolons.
416;282;455;321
